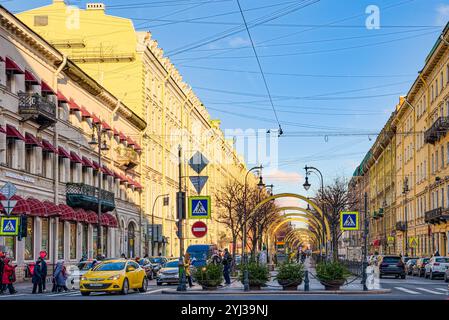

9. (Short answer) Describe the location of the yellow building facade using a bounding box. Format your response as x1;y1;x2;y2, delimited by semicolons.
17;0;255;257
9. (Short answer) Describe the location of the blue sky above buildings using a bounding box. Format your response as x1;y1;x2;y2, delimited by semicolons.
3;0;449;197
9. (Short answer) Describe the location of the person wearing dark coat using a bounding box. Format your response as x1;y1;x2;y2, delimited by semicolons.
1;258;17;294
222;249;232;285
32;260;43;294
38;257;47;292
0;252;5;294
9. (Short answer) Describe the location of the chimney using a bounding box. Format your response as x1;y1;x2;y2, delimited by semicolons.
86;3;105;12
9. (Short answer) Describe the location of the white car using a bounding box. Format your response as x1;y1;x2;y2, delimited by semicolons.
424;256;449;279
66;260;98;290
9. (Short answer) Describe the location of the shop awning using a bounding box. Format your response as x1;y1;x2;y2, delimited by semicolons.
41;81;56;95
126;137;135;146
42;200;62;217
6;124;26;141
82;156;94;168
0;126;6;134
92;161;100;170
70;151;83;164
86;210;99;224
133;180;143;190
74;208;89;223
102;165;114;176
100;214;109;226
57;91;69;103
119;173;128;184
119;132;127;142
372;239;381;247
91;114;101;125
9;195;30;215
25;70;39;84
68;98;81;112
42;139;58;153
58;146;71;158
113;171;121;180
27;198;47;217
105;213;118;228
134;142;142;152
79;106;91;118
101;121;112;131
113;129;120;137
5;57;24;74
25;132;43;148
58;204;76;221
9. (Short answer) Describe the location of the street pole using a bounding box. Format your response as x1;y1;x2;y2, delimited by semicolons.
97;124;102;259
403;178;409;257
177;145;187;291
362;192;368;291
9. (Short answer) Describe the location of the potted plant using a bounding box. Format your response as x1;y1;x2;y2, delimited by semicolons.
275;262;305;290
239;262;269;290
195;263;224;290
315;261;350;291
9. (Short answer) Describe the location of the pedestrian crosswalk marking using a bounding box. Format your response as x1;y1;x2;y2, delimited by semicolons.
0;294;26;298
416;287;445;295
394;287;420;294
435;288;448;292
143;288;164;294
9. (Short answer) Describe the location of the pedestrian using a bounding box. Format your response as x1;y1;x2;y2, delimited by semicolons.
301;251;307;264
120;253;127;259
0;252;5;294
183;253;194;288
1;258;17;295
158;252;162;257
32;259;43;294
210;250;222;265
53;261;69;292
222;248;232;286
143;254;148;259
434;250;440;257
39;251;48;292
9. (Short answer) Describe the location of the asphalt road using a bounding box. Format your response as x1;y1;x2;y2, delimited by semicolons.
1;274;448;300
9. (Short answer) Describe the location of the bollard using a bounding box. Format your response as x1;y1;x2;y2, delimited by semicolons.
304;270;309;291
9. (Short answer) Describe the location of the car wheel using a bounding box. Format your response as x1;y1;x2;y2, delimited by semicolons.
81;291;90;296
395;275;399;279
401;274;406;279
157;282;162;286
121;278;129;295
139;278;148;293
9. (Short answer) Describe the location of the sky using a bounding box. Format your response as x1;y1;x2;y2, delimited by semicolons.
2;0;449;201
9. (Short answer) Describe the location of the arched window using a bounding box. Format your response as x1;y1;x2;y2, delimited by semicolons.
127;222;136;258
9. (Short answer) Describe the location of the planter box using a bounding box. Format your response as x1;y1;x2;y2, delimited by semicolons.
278;279;302;291
249;284;262;290
320;279;346;291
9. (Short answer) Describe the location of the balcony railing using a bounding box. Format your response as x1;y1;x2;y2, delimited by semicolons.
66;183;115;212
18;92;57;130
424;116;449;144
395;221;406;232
424;207;449;224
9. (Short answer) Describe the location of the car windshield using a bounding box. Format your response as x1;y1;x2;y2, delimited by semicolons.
138;260;146;266
188;251;208;261
423;258;430;262
149;258;163;264
383;257;401;263
165;261;179;268
93;262;125;271
435;258;449;263
81;262;95;270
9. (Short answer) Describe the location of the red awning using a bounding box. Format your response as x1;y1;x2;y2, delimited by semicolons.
113;171;121;180
372;239;381;247
119;174;128;184
58;204;76;221
58;146;71;158
57;91;69;103
68;98;81;112
25;70;39;84
134;143;142;152
133;180;143;190
92;161;100;170
6;124;26;141
42;201;62;217
27;198;47;217
119;132;127;142
102;165;114;176
126;137;135;146
41;81;56;95
0;126;6;134
106;213;118;228
25;132;43;148
82;156;94;168
86;210;99;224
91;114;101;125
74;208;89;223
42;139;58;153
5;57;24;74
8;195;30;215
113;129;120;137
70;151;83;164
100;214;109;226
101;121;112;131
79;106;91;118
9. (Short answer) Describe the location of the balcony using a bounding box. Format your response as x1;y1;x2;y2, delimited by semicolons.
116;145;139;170
424;116;449;144
66;183;115;212
424;207;449;224
395;221;406;232
18;92;57;130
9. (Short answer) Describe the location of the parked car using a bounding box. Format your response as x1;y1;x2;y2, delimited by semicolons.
156;259;180;286
405;258;418;275
66;260;98;290
148;256;168;276
424;256;449;279
412;257;430;277
80;259;148;296
138;258;154;280
378;255;406;279
402;256;418;264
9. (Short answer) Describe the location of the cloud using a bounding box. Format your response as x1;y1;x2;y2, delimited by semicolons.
436;4;449;25
264;169;303;183
228;36;251;48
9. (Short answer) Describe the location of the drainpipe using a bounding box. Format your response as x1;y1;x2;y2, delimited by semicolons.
52;54;67;271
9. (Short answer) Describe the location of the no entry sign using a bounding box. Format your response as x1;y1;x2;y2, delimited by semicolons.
191;221;207;238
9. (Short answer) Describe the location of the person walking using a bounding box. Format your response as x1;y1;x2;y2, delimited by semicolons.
1;258;17;295
32;259;43;294
222;248;232;286
0;252;5;294
183;253;194;288
39;252;48;292
53;261;69;292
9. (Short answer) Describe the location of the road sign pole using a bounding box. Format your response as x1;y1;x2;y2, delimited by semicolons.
362;192;368;291
177;145;187;292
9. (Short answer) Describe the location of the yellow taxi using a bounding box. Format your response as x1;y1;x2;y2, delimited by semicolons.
80;259;147;296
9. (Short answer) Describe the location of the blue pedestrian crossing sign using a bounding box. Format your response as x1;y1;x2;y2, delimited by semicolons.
0;216;20;236
188;196;211;219
340;211;359;231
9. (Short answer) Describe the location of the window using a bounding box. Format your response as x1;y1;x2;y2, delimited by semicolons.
25;144;33;173
58;157;64;182
34;15;48;26
70;162;76;182
58;221;64;260
442;146;445;168
436;150;439;171
24;217;34;260
41;218;50;256
93;226;98;256
102;226;108;257
82;224;88;257
70;223;77;260
6;137;14;168
431;154;434;173
441;72;444;92
442;188;445;208
6;71;14;92
42;152;50;178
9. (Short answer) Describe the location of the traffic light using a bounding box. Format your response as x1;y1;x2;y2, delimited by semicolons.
17;215;28;241
176;192;186;220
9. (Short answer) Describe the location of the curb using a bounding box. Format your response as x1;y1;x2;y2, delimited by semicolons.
161;289;392;295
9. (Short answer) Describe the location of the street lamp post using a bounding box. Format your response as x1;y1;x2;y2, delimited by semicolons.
151;194;169;256
403;178;410;256
243;165;264;291
303;165;327;258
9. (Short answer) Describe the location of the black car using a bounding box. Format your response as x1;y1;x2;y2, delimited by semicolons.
405;258;418;275
379;255;406;279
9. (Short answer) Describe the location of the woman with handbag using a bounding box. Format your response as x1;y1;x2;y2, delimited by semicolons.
1;258;17;295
